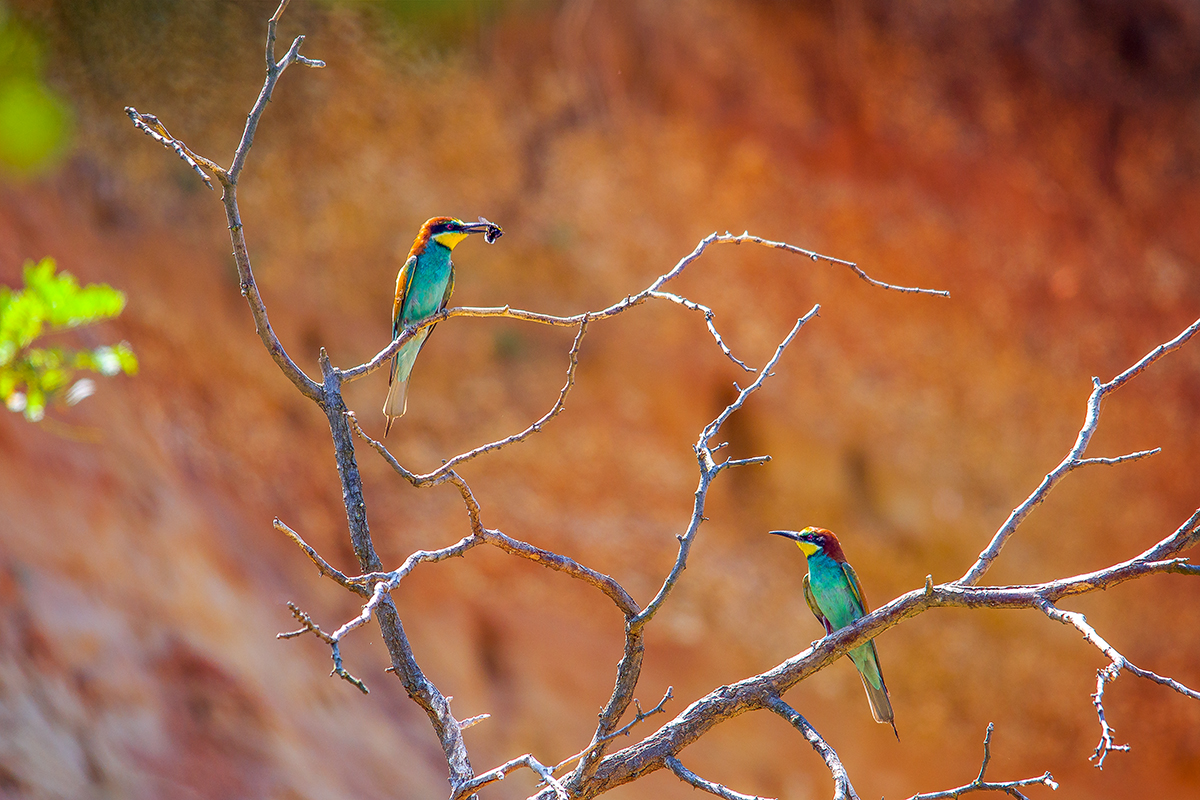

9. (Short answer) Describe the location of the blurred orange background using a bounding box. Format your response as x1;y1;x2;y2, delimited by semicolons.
1;1;1198;798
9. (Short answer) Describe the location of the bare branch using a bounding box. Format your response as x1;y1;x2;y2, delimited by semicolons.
127;22;325;400
551;688;673;776
333;436;643;618
479;525;641;617
714;231;950;297
348;320;589;486
647;290;754;372
1138;507;1200;562
664;757;775;800
274;518;368;597
959;313;1200;585
452;754;568;800
636;306;820;630
717;455;772;471
231;0;326;182
1073;448;1160;468
1037;598;1200;768
276;602;369;694
458;713;491;730
908;723;1057;800
568;309;821;789
766;696;858;800
1088;664;1130;769
123;107;216;188
341;232;947;383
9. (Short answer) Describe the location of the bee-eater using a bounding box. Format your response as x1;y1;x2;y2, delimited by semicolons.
383;216;502;433
769;527;898;738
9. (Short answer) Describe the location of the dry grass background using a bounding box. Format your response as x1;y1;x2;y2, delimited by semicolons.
1;0;1199;798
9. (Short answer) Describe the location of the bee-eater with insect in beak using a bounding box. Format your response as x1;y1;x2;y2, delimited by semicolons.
769;526;898;738
383;216;502;434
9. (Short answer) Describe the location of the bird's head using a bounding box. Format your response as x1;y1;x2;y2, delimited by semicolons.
420;216;504;250
768;527;847;562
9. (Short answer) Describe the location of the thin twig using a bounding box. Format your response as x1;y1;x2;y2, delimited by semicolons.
648;290;754;372
551;688;673;776
1088;664;1130;769
1137;507;1200;562
636;306;819;630
907;723;1057;799
274;518;368;596
1073;448;1160;467
1036;598;1200;768
277;602;369;694
959;313;1200;585
451;754;569;800
349;320;588;485
716;230;950;297
665;757;775;800
123;108;217;188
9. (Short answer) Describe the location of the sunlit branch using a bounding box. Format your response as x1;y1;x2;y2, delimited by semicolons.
277;602;368;694
451;754;569;800
960;313;1200;586
274;517;368;597
1037;598;1200;768
551;688;673;777
123;108;216;188
907;723;1057;800
766;696;858;800
341;233;948;383
349;320;588;485
665;757;774;800
647;290;754;372
635;306;820;631
545;507;1198;798
570;308;819;789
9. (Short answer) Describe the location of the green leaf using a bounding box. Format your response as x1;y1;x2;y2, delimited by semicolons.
23;385;43;421
0;257;136;422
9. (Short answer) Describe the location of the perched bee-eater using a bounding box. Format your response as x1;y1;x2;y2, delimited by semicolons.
383;216;502;433
770;527;898;738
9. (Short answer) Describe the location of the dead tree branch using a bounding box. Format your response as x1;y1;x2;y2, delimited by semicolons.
665;757;774;800
767;696;858;800
908;723;1057;800
960;314;1200;586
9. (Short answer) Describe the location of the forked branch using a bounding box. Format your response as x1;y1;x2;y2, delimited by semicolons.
960;314;1200;585
908;723;1057;800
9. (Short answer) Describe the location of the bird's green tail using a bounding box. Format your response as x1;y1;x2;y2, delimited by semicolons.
850;642;898;738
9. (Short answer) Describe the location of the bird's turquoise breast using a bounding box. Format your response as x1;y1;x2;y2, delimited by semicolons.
403;245;453;321
806;552;862;630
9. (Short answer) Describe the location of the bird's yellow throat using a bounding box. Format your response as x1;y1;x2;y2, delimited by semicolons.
795;540;820;557
432;230;469;249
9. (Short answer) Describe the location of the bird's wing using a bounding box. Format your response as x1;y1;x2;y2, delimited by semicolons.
393;254;419;339
440;263;455;310
802;573;834;636
840;561;870;616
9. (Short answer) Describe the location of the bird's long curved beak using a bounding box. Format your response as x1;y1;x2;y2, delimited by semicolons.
463;218;503;243
768;530;802;542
